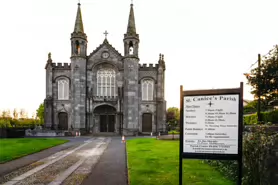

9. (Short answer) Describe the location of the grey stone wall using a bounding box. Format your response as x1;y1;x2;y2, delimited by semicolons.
52;70;72;128
156;66;166;131
71;57;86;130
123;57;139;133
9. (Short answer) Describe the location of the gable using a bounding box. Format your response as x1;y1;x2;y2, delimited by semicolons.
87;39;123;61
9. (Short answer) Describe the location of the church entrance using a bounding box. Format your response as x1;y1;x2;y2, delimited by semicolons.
142;113;152;132
94;105;116;133
100;115;115;132
58;112;68;130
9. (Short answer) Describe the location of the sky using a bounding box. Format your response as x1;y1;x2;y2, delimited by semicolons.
0;0;277;117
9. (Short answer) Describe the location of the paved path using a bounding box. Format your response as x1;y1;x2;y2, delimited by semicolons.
0;137;92;177
0;137;128;185
81;137;128;185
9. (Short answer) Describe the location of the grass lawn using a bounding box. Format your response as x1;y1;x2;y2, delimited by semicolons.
0;138;68;163
127;138;234;185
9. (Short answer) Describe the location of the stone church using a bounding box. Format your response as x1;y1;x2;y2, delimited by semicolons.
44;2;166;135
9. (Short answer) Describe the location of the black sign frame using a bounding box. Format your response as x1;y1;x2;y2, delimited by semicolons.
179;82;243;185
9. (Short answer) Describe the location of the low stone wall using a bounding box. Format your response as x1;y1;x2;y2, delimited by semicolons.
25;129;65;137
159;134;179;140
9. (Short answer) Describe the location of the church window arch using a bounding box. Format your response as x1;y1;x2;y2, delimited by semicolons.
97;69;116;96
129;41;134;55
142;79;154;101
57;78;69;100
75;40;80;55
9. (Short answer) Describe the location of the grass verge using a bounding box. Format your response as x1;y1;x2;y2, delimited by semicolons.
0;138;68;163
127;138;235;185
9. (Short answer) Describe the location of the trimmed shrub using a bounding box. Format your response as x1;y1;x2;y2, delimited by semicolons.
244;110;278;125
0;118;42;128
244;105;256;114
0;119;12;128
244;114;258;125
206;124;278;184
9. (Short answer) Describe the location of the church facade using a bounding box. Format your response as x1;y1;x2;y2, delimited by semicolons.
44;3;167;135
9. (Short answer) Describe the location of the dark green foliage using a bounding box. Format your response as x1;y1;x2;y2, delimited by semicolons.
36;103;44;124
243;104;257;114
243;100;269;114
0;118;41;128
245;45;278;105
206;125;278;185
166;107;180;130
206;160;238;182
244;110;278;125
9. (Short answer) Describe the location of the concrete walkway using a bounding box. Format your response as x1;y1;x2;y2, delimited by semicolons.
81;137;128;185
0;137;90;177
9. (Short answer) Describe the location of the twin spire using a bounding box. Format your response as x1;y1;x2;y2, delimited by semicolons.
126;3;136;35
73;2;137;36
73;3;84;33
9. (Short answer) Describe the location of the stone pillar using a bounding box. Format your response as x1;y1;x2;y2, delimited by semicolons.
156;66;166;132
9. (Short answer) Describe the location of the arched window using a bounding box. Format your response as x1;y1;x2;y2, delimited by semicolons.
75;40;80;55
142;79;154;101
97;69;116;96
129;41;134;55
58;79;69;100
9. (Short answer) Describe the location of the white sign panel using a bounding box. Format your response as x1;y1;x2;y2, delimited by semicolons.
183;94;239;155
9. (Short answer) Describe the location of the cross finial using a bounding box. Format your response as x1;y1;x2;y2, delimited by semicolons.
103;30;108;39
131;0;133;4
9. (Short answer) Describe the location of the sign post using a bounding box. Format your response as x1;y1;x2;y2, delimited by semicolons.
179;82;243;185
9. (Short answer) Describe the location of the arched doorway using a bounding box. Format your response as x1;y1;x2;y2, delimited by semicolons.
58;112;68;130
94;105;116;132
142;113;152;132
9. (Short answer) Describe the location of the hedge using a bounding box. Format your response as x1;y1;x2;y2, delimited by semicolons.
244;110;278;125
206;124;278;184
0;118;42;128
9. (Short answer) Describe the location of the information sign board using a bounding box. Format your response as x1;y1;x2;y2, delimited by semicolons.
183;94;239;155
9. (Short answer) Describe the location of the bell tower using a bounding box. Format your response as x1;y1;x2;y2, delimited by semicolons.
71;3;87;58
70;2;87;131
123;3;140;134
123;3;139;57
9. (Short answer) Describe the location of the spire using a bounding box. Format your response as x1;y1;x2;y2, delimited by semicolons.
126;3;136;35
73;3;84;33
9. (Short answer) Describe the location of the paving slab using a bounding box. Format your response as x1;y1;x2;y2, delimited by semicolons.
81;137;128;185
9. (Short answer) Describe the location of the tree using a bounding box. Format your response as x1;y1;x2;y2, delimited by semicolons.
245;45;278;106
36;103;44;124
166;107;180;130
13;108;19;119
19;109;28;119
1;110;7;119
6;109;11;119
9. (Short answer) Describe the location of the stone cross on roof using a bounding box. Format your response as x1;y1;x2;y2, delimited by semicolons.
103;30;108;39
